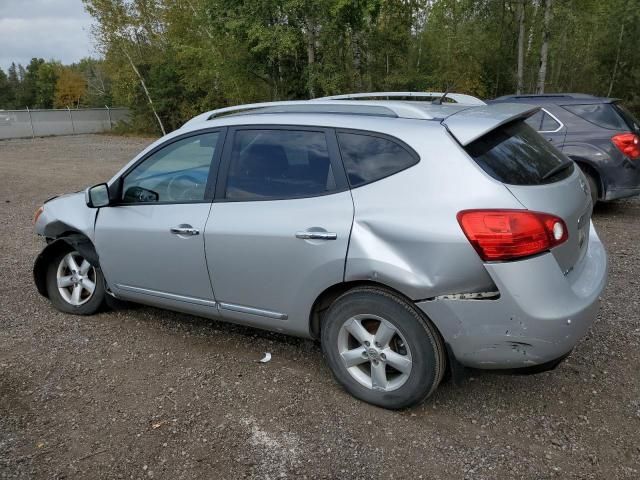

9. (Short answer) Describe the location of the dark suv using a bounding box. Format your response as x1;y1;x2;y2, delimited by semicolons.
491;94;640;204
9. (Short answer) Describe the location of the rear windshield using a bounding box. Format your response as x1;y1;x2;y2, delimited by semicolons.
563;103;628;130
465;120;574;185
612;103;640;133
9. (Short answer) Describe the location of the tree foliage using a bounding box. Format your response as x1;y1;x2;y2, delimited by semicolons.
0;58;112;109
2;0;639;133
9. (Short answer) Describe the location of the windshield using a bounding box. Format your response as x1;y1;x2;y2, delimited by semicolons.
465;120;574;185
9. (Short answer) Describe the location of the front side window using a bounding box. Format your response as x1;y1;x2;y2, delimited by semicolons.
337;132;419;187
225;129;336;200
122;132;219;203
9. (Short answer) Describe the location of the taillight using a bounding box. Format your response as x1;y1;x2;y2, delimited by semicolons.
457;210;568;262
611;132;640;159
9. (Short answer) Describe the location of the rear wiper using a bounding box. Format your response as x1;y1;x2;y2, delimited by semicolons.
542;161;573;180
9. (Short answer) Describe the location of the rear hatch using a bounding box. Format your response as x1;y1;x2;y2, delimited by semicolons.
444;108;592;274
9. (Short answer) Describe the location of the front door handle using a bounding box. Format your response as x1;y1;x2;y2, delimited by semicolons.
295;231;337;240
170;225;200;236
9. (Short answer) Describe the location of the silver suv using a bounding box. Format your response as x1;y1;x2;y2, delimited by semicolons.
33;92;608;409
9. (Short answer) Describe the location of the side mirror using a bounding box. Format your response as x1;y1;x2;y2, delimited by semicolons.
85;183;110;208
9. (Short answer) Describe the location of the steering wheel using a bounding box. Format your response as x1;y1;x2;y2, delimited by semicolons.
167;174;202;201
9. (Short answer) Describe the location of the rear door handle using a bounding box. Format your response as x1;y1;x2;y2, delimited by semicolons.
170;225;200;236
295;231;337;240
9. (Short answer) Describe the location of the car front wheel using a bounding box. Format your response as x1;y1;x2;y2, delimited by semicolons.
321;287;446;409
45;249;105;315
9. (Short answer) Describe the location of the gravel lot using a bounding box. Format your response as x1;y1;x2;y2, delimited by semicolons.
1;134;639;479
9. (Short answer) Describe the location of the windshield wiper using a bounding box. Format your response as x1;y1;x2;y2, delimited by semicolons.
542;160;573;180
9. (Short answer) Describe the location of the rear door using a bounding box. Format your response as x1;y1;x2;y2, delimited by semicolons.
204;126;353;335
463;120;592;273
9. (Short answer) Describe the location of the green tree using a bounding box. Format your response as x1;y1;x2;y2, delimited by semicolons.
0;68;15;108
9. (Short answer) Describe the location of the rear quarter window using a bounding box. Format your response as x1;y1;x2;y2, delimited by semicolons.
465;121;574;185
337;132;419;187
524;110;562;132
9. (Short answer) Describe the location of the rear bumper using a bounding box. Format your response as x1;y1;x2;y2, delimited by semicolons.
417;223;608;369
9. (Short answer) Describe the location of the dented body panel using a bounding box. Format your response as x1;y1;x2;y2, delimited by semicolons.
345;123;522;300
416;223;607;368
35;192;97;241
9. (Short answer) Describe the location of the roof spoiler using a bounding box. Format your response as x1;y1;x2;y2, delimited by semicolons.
442;103;540;146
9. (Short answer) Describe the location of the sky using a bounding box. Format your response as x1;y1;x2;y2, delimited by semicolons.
0;0;97;73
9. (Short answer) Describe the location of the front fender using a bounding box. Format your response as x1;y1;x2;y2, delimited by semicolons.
35;192;97;240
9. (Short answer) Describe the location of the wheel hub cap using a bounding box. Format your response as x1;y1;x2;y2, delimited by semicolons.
366;347;380;361
337;314;413;392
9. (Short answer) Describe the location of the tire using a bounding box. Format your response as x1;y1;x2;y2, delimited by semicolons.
45;248;105;315
321;287;446;409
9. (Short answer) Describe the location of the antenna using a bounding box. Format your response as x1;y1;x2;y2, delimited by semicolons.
433;83;455;105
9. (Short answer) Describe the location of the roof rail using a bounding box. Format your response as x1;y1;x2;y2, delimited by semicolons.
495;93;598;100
181;99;437;128
314;91;486;106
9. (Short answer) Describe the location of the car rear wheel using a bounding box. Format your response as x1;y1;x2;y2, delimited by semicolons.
321;287;446;409
46;249;105;315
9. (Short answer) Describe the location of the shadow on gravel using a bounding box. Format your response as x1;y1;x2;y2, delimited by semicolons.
592;198;639;217
114;303;314;349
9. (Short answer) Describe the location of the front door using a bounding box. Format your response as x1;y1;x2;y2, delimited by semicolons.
205;127;354;335
95;130;225;311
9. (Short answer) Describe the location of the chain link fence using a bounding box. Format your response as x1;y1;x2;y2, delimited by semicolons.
0;107;131;140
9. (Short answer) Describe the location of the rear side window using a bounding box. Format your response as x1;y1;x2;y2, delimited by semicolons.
337;132;419;187
225;129;336;200
465;121;573;185
563;103;627;130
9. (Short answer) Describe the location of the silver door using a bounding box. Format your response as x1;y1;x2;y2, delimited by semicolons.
204;127;354;336
95;131;224;313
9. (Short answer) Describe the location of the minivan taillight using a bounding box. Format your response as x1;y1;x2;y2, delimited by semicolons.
611;132;640;160
457;210;568;262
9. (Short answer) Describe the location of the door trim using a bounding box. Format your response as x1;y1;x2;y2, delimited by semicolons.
115;284;218;307
218;302;288;320
115;285;288;320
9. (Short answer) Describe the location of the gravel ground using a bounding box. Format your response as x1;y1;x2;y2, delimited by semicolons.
1;134;639;479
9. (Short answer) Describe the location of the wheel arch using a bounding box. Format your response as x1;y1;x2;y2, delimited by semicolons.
309;280;424;339
570;157;604;199
33;232;99;298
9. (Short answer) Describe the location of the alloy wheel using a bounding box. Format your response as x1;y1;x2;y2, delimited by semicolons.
337;314;413;392
56;252;97;306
